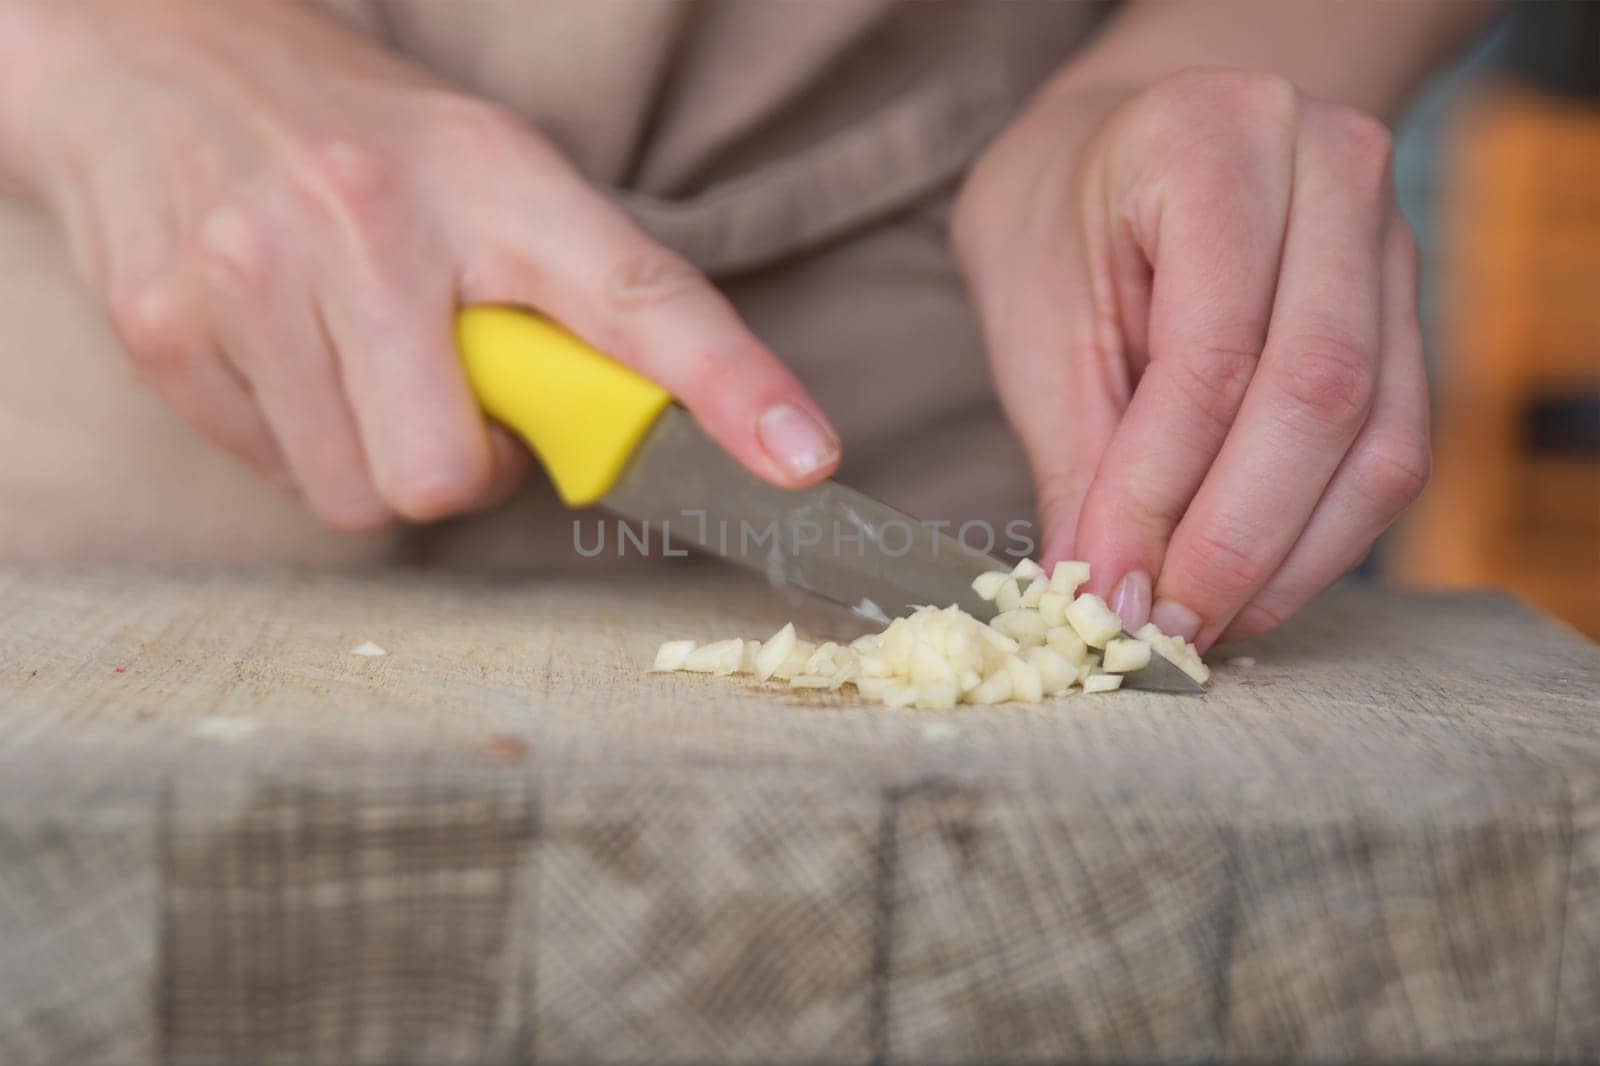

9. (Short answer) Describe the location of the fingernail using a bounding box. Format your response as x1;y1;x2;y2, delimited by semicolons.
1150;598;1202;642
1110;570;1151;631
757;404;839;480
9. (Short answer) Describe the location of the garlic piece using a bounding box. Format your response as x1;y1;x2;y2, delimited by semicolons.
969;670;1013;705
1025;646;1077;695
1082;673;1124;693
1020;577;1049;608
652;640;696;671
351;641;387;657
991;608;1048;647
1037;590;1070;628
883;682;920;709
1011;558;1047;584
684;638;744;675
910;640;958;688
1103;638;1152;674
1065;593;1123;649
1134;622;1211;683
1006;656;1044;703
773;639;818;681
994;578;1024;612
1049;561;1091;596
755;623;797;681
1046;625;1088;665
971;571;1010;601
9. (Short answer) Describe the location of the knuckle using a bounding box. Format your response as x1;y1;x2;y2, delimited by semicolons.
1182;523;1272;600
1324;105;1394;187
197;204;269;288
675;345;751;403
109;279;196;374
1153;69;1299;135
1167;339;1260;436
1357;433;1432;513
378;448;494;523
289;138;397;225
1275;332;1375;429
417;93;538;167
603;248;704;313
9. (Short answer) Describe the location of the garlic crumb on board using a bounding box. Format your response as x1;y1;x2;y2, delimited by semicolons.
650;558;1213;710
351;640;387;657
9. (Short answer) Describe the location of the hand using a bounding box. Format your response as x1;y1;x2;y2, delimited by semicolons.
0;0;839;531
953;69;1429;650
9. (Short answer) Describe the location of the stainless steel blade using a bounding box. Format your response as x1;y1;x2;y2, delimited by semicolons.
603;407;997;619
1113;635;1206;694
605;407;1203;693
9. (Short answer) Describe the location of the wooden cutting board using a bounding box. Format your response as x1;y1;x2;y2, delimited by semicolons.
1;566;1596;1065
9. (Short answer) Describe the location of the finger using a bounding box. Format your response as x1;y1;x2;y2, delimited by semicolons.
970;189;1129;566
453;424;532;515
1070;106;1296;628
112;276;293;488
462;181;840;489
281;139;516;521
197;205;392;532
318;286;521;521
1221;214;1429;641
1152;103;1394;649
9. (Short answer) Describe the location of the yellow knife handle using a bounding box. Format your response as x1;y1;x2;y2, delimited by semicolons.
457;306;672;508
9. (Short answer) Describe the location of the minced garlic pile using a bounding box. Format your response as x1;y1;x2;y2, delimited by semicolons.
652;559;1209;710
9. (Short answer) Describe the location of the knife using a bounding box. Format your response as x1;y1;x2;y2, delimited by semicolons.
456;306;1204;694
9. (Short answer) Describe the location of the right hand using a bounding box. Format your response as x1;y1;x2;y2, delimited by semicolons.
0;0;840;530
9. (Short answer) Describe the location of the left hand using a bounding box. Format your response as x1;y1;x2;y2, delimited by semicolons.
953;69;1430;651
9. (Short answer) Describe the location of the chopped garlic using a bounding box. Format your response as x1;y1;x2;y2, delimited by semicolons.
1065;593;1123;648
991;608;1047;646
1046;625;1088;665
1011;558;1047;584
1007;656;1044;703
652;640;696;671
883;682;919;709
1103;638;1152;673
351;641;387;657
994;578;1024;612
969;669;1013;704
1026;646;1077;695
684;638;744;675
755;623;797;680
648;557;1208;707
1050;561;1090;596
971;571;1009;601
1134;622;1211;684
1037;590;1070;628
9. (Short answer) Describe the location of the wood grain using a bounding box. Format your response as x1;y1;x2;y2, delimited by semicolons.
0;567;1596;1064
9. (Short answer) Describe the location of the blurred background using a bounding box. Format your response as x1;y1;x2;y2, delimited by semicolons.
1387;0;1600;638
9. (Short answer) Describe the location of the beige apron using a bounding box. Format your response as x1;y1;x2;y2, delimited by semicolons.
0;1;1099;565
